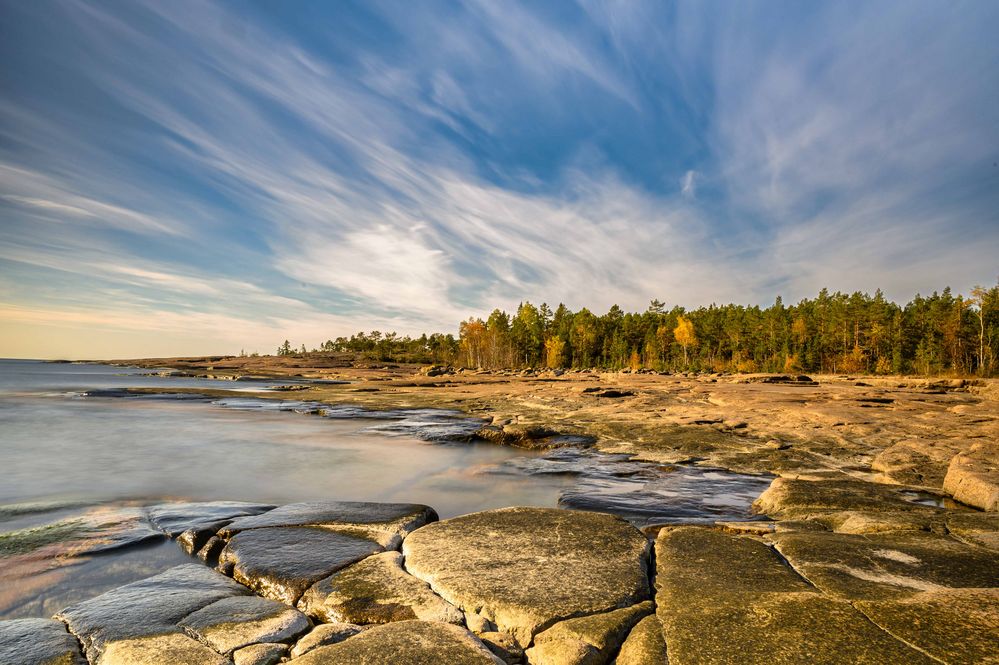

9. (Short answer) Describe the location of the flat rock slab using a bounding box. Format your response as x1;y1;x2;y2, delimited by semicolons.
292;620;502;664
614;614;667;665
99;632;227;665
753;477;941;517
218;501;436;549
402;507;650;645
178;595;310;654
0;617;86;665
233;642;288;665
770;530;999;601
943;442;999;511
290;622;364;658
655;527;937;664
219;526;383;604
525;601;652;665
55;563;250;662
146;501;276;537
299;551;463;625
856;588;999;665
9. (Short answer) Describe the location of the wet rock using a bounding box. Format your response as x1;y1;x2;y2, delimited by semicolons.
232;642;288;665
219;526;383;604
100;633;228;665
855;588;999;664
290;622;364;657
146;501;276;537
614;615;666;665
55;564;250;662
299;551;463;625
178;595;310;653
197;535;226;564
524;601;652;665
943;442;999;511
655;527;935;663
0;505;163;559
769;530;999;601
292;620;502;664
478;631;523;664
218;500;436;549
0;617;86;665
402;507;650;646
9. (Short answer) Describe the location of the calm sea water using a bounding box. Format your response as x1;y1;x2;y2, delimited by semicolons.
0;360;569;513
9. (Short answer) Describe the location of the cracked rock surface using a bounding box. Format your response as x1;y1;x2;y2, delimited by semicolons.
402;507;651;646
3;494;997;664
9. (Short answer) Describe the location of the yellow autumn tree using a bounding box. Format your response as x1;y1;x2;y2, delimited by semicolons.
673;315;697;367
544;336;566;368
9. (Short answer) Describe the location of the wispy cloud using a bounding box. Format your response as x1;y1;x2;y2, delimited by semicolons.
0;0;997;358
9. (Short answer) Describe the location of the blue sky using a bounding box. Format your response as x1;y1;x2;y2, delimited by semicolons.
1;1;998;358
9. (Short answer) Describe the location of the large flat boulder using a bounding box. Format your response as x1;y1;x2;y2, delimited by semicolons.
178;595;310;654
770;530;999;601
0;617;86;665
856;588;999;665
402;507;650;646
655;527;937;664
54;564;250;663
218;526;382;604
298;551;463;625
291;620;502;664
218;501;437;549
753;477;939;517
943;442;999;511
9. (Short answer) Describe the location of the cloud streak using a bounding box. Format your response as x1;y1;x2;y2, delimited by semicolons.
0;0;997;358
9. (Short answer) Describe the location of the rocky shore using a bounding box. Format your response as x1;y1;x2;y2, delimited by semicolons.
1;496;996;664
3;357;996;663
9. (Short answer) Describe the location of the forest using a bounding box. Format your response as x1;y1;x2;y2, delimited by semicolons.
278;283;999;377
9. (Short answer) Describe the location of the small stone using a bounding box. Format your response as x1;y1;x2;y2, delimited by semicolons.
299;551;463;625
614;615;666;665
464;611;497;633
478;631;523;664
179;595;310;654
232;642;288;665
290;622;364;658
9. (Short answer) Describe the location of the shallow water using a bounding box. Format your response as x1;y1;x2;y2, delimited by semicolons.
0;359;772;618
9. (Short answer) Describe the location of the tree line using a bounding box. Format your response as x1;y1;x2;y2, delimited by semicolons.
276;283;999;377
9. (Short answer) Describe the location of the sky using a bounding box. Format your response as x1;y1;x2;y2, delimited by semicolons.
1;1;998;359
